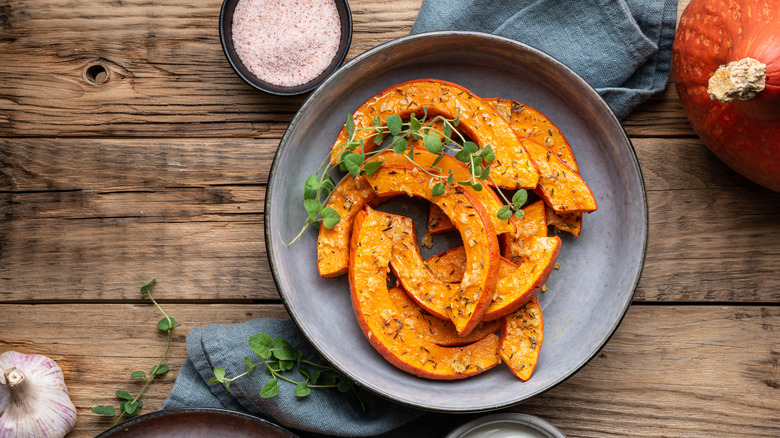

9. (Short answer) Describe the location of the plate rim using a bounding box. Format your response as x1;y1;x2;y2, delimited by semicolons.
94;407;300;437
265;30;648;412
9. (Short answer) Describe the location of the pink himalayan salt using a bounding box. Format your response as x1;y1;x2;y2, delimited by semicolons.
232;0;341;87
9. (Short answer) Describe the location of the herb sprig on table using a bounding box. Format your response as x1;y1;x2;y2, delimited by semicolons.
289;108;527;246
92;279;181;425
210;333;369;410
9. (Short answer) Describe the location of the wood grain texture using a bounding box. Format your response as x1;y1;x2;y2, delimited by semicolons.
0;0;689;138
1;303;776;437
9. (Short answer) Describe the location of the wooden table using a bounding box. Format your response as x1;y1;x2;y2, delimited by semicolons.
2;0;779;436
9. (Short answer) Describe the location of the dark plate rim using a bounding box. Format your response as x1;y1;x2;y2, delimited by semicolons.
219;0;353;96
264;30;648;412
94;407;299;437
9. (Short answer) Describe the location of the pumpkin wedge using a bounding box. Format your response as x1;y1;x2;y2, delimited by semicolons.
426;245;517;284
546;209;583;237
487;98;579;172
427;203;455;235
387;286;501;347
329;79;539;189
384;213;455;320
366;165;500;336
385;212;515;320
499;297;544;381
489;98;586;235
485;236;560;320
500;199;548;264
349;207;501;379
317;175;377;278
367;149;515;235
520;137;597;213
426;236;561;321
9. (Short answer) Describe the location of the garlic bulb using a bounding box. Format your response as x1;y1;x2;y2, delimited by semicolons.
0;351;76;438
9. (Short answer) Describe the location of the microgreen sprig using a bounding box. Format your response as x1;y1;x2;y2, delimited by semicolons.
93;279;181;425
210;333;369;410
289;108;528;246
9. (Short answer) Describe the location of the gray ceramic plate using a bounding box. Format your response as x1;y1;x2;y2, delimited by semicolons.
265;31;647;412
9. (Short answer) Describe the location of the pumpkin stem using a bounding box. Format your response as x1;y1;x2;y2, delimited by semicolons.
708;57;766;103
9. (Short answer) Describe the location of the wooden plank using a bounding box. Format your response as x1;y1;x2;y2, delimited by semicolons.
633;138;780;302
0;0;690;138
621;83;695;138
0;217;274;302
0;138;275;191
0;303;777;437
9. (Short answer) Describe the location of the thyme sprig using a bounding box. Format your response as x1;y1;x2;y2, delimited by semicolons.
210;333;369;410
92;279;181;425
289;108;527;246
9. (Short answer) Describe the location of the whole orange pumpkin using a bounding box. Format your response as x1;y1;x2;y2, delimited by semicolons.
672;0;780;191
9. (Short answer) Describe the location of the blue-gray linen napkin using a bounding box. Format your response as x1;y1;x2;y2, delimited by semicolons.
163;318;466;437
411;0;679;119
164;0;679;435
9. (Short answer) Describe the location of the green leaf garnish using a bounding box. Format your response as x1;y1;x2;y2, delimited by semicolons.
261;379;281;398
94;279;178;426
497;205;512;221
432;182;445;197
386;114;403;135
321;208;341;229
294;381;311;397
92;405;117;416
423;132;442;154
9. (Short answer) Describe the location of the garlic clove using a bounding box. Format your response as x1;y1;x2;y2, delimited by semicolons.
0;351;77;438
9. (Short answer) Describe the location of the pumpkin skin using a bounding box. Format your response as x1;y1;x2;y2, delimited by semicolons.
672;0;780;191
499;296;544;381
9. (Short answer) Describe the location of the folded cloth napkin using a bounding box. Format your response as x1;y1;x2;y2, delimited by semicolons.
163;318;468;437
411;0;679;120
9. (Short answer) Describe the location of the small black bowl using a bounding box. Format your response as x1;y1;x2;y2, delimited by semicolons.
219;0;353;96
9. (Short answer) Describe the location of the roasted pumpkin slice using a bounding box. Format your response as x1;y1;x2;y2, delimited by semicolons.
426;236;560;321
383;212;455;320
387;286;501;347
349;208;501;380
425;245;467;283
427;203;455;235
499;297;544;381
366;165;500;336
489;98;587;232
487;98;578;172
546;208;583;237
426;245;517;283
500;199;548;264
317;175;377;278
329;79;539;189
485;236;560;320
368;149;514;235
520;137;597;213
